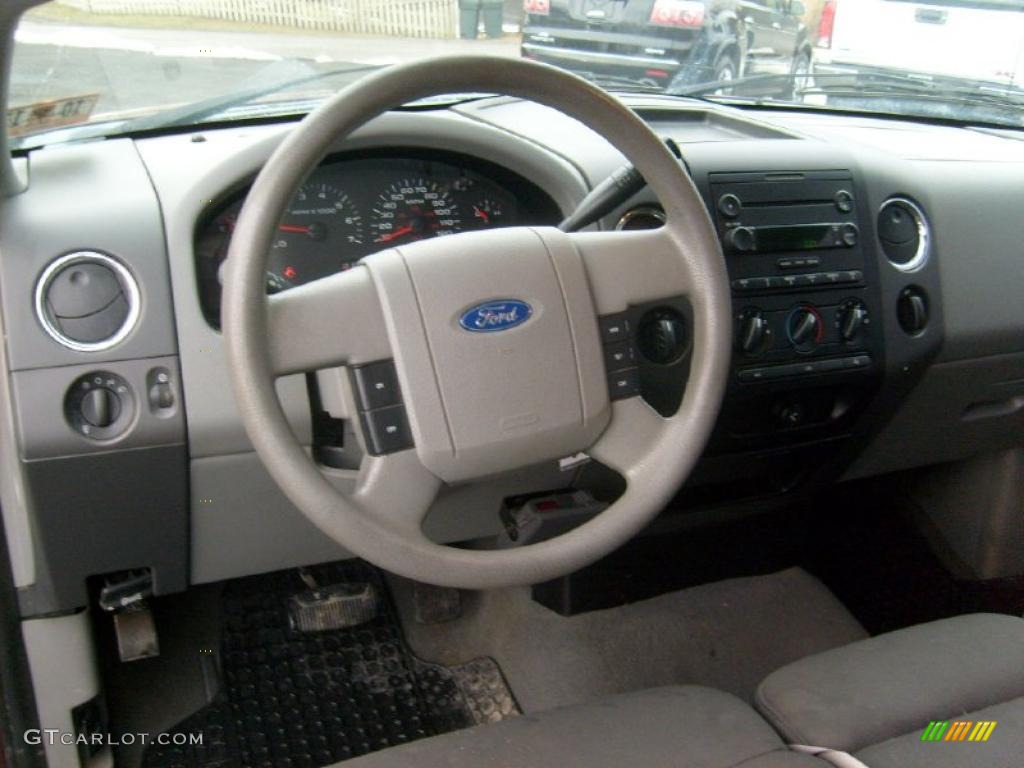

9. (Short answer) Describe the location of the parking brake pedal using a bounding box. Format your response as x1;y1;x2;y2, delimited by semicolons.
288;568;379;632
99;569;159;662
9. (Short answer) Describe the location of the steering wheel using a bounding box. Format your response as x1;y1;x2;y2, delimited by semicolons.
222;56;731;590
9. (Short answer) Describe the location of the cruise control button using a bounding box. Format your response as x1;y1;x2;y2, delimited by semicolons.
603;341;636;371
599;313;631;343
351;360;401;411
607;368;640;400
360;405;413;455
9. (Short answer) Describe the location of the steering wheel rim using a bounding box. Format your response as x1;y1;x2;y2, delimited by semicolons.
222;56;731;590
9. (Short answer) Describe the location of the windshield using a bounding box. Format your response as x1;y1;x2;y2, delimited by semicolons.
9;0;1024;148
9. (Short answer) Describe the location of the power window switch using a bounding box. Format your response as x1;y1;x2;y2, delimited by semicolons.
360;405;414;455
607;368;641;400
352;360;401;411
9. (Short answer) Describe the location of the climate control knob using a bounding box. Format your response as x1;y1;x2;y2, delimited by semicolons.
737;309;770;357
837;299;869;343
786;305;824;353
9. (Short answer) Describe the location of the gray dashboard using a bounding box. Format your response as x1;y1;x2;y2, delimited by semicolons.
1;96;1022;616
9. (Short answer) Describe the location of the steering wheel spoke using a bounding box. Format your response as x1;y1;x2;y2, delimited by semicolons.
353;451;441;537
265;265;392;376
571;228;693;315
588;397;667;477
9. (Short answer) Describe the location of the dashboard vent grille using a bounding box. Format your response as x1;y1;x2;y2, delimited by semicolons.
878;198;930;271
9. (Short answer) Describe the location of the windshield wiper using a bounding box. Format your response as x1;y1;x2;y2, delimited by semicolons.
128;62;384;131
582;73;665;94
674;70;1024;109
13;62;383;149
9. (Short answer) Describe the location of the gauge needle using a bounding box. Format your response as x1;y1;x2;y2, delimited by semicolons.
375;225;414;243
473;206;490;224
278;224;313;234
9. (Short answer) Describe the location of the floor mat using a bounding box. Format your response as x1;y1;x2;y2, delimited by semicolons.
391;566;867;713
142;562;517;768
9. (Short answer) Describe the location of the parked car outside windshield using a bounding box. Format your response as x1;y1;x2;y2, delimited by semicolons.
521;0;813;91
7;0;1024;151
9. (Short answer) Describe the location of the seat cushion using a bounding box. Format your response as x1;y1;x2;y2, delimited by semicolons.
755;613;1024;755
856;695;1024;767
341;685;827;768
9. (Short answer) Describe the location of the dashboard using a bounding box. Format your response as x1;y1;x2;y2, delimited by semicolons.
194;152;560;326
2;94;1024;621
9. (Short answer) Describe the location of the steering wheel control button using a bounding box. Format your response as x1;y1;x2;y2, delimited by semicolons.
598;313;631;344
64;371;135;440
359;405;413;456
35;251;141;352
603;340;636;371
597;313;641;400
607;368;641;401
351;360;401;411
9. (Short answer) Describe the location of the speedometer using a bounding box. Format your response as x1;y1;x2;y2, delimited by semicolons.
370;178;462;245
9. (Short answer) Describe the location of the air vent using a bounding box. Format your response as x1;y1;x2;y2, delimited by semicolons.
615;206;666;231
34;251;140;352
878;198;930;271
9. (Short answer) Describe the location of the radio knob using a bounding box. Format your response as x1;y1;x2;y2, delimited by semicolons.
726;226;757;253
838;300;869;342
787;305;823;352
718;193;742;218
841;223;859;247
737;309;770;357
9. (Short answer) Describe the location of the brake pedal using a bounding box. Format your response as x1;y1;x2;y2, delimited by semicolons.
413;581;462;624
289;572;379;632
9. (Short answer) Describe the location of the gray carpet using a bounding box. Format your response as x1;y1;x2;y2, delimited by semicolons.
390;567;867;713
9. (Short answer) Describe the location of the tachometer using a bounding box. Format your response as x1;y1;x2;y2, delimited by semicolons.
370;178;462;245
266;182;364;284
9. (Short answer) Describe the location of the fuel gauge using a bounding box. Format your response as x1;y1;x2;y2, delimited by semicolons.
470;198;505;229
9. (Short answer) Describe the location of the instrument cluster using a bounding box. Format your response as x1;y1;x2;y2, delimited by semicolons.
194;152;560;326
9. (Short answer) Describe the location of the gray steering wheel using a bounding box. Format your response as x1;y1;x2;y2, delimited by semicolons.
222;56;731;590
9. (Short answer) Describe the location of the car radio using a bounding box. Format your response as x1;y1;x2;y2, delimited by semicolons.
707;170;880;405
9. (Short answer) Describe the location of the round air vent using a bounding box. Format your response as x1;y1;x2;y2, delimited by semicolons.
615;206;666;231
878;198;930;271
34;251;140;352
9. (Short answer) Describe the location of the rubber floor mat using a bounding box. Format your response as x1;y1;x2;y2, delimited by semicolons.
142;561;518;768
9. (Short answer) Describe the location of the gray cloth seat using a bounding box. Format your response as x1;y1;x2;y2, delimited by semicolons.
755;613;1024;767
342;685;828;768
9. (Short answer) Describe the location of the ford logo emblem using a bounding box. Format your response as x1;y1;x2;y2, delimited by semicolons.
458;299;533;333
